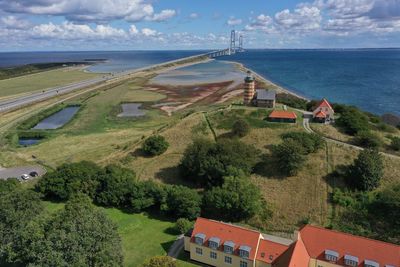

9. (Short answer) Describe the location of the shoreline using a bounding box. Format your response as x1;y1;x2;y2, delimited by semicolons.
222;60;309;101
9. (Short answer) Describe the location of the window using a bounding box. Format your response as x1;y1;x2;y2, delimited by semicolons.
224;245;234;254
209;241;218;250
210;251;217;260
344;259;358;266
195;247;202;255
240;261;248;267
224;256;232;264
326;254;338;262
195;237;203;245
239;250;249;259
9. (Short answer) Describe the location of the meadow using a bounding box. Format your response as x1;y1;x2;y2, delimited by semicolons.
0;67;99;100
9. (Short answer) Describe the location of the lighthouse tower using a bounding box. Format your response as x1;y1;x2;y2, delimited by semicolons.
243;71;255;105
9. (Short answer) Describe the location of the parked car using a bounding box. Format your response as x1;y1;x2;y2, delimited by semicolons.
21;174;30;180
29;171;39;177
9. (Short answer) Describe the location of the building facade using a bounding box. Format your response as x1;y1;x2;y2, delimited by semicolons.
313;99;335;123
254;89;276;108
184;218;400;267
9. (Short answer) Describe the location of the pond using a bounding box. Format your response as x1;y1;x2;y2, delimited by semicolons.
18;138;42;146
33;106;80;130
118;103;146;117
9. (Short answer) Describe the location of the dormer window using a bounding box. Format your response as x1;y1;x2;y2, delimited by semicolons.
364;260;379;267
194;233;206;245
239;245;251;259
208;237;220;250
325;249;339;262
344;255;359;267
224;241;235;254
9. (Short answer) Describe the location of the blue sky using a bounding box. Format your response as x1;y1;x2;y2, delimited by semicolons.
0;0;399;51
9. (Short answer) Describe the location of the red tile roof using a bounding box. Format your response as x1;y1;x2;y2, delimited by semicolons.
287;238;311;267
300;225;400;267
256;239;289;264
191;217;261;260
316;98;333;110
314;110;327;118
269;110;298;120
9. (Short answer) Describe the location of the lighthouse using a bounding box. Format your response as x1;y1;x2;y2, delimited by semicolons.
243;71;255;105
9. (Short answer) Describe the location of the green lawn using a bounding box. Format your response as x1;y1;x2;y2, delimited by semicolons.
0;68;99;99
44;202;181;267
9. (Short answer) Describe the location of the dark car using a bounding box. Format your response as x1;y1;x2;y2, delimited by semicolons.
29;171;39;177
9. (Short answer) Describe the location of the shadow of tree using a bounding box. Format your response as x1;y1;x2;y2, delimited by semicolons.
155;166;196;188
253;152;287;179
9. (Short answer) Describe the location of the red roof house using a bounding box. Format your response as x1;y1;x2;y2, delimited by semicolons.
268;110;298;123
313;98;334;123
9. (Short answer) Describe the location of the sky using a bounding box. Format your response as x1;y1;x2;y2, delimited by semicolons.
0;0;399;51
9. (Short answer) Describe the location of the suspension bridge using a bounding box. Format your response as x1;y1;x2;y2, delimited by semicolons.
206;30;245;58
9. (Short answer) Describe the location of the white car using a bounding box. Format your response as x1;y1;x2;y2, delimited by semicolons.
21;174;30;180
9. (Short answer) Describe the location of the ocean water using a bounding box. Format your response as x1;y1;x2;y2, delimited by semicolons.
222;49;400;115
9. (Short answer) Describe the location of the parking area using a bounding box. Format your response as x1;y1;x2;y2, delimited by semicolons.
0;165;46;180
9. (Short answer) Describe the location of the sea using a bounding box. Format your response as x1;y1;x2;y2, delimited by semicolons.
1;49;399;115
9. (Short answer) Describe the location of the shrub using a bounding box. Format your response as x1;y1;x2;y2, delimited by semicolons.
142;135;169;156
175;218;194;234
347;149;384;191
180;138;260;187
0;178;21;193
232;119;250;137
353;131;382;149
202;176;262;222
276;93;307;109
281;132;325;154
127;180;166;212
162;186;202;220
332;188;356;207
271;139;306;176
337;107;370;135
306;100;320;112
391;137;400;151
142;256;176;267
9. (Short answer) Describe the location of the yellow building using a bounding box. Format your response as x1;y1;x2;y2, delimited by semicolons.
183;218;400;267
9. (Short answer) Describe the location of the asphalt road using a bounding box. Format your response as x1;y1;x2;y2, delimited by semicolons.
0;165;46;180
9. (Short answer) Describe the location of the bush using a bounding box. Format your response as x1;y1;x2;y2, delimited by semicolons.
276;93;308;110
337;107;370;135
176;218;194;234
353;131;382;149
142;256;176;267
332;188;356;207
0;178;20;193
347;149;384;191
281;132;325;154
142;135;169;156
271;139;306;176
36;161;103;200
232;119;250;137
127;180;166;212
180;138;260;187
391;137;400;151
202;176;262;222
162;186;202;220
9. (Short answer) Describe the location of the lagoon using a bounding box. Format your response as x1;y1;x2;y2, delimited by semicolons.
118;103;146;117
33;106;80;130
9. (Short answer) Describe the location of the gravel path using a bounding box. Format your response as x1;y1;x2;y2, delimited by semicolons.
0;165;46;180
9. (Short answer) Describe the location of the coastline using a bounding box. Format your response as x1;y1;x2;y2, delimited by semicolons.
223;60;309;101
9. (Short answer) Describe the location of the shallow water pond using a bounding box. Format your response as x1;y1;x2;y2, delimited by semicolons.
33;106;80;130
118;103;146;117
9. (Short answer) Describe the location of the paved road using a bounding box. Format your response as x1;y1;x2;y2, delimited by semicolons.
168;234;184;259
0;165;46;180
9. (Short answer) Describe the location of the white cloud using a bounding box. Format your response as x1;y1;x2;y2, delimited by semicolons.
141;28;157;37
0;0;176;23
129;25;139;35
148;9;176;22
227;17;242;26
1;15;31;29
189;13;199;19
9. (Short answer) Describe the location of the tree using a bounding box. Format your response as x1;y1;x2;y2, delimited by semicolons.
162;186;202;220
175;218;194;235
353;131;382;149
0;178;20;193
337;107;370;135
347;149;384;191
95;164;136;207
142;135;169;156
127;180;166;212
0;189;44;264
271;139;306;176
232;119;250;137
142;256;176;267
28;195;123;267
180;138;260;187
36;161;103;200
391;136;400;151
281;132;325;154
202;176;262;222
371;183;400;231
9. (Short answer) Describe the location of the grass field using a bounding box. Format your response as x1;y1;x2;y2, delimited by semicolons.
0;67;99;99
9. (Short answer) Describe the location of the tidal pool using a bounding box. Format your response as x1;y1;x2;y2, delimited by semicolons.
18;138;41;146
118;103;146;117
33;106;80;130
